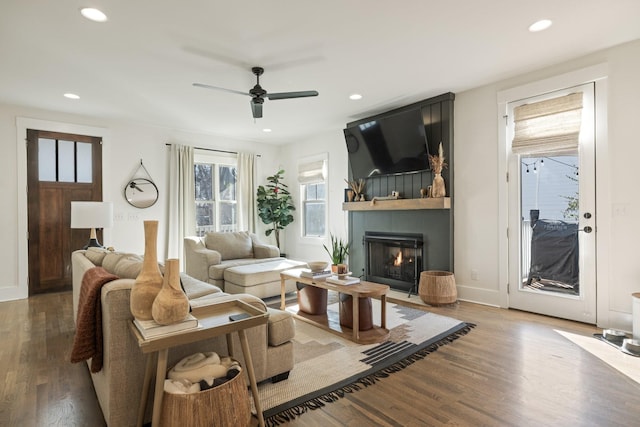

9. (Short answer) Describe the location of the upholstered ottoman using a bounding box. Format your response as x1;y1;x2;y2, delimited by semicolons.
224;259;307;298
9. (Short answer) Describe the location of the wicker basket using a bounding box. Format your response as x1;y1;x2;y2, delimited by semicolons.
418;270;457;305
160;360;250;427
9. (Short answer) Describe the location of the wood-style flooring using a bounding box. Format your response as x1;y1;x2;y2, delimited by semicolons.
2;291;639;426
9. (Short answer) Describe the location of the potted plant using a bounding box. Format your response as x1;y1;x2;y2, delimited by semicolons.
323;234;350;272
256;169;295;252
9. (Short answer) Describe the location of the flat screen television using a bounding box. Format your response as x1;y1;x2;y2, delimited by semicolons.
344;108;429;180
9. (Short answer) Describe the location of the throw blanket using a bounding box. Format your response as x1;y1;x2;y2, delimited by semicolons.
70;267;119;372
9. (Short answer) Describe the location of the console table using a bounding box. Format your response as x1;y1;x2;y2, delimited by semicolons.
130;299;268;427
280;268;390;344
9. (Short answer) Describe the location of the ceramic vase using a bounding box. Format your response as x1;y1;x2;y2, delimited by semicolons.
432;173;446;198
152;258;189;325
130;220;163;321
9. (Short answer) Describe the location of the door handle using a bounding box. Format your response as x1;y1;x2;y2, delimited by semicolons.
579;226;593;233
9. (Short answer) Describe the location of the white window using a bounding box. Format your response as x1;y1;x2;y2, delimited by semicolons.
298;156;327;238
194;151;237;236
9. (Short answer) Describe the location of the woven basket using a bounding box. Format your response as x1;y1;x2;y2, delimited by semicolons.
160;360;250;427
418;270;457;305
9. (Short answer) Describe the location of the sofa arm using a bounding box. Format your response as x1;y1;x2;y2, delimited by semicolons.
253;243;280;258
184;236;221;282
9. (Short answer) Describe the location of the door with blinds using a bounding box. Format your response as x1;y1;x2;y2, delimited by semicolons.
506;83;596;323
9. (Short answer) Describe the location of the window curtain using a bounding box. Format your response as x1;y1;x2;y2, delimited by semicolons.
298;159;326;184
237;152;257;233
512;92;583;155
167;144;195;268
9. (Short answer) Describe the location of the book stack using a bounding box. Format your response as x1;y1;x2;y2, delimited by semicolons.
133;313;199;339
326;276;361;286
300;269;332;279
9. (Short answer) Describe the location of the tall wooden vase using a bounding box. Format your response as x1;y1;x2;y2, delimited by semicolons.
432;173;446;198
152;258;189;325
130;220;163;321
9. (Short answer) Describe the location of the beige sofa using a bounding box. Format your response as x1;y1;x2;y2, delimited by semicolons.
184;231;306;297
71;248;295;427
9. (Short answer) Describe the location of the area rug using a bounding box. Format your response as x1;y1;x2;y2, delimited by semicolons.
257;299;474;425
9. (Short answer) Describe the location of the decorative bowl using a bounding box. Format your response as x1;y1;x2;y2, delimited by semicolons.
307;261;329;272
622;338;640;355
603;329;626;342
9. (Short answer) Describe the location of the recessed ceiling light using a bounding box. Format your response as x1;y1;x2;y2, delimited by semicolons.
529;19;552;32
263;128;272;133
80;7;108;22
64;93;80;99
349;94;363;100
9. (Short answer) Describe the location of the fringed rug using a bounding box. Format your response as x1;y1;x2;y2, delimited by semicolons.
257;299;474;425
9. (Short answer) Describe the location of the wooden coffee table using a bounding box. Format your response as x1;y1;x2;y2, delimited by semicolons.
280;268;390;344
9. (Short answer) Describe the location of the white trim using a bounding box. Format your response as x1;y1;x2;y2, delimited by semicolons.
297;152;329;242
4;117;109;302
497;64;610;325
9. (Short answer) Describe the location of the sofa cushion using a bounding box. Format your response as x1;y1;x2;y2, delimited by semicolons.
102;252;128;273
180;273;222;299
113;255;144;279
205;231;253;261
266;308;295;346
85;247;109;266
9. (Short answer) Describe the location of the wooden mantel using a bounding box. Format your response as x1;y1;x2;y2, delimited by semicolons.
342;197;451;211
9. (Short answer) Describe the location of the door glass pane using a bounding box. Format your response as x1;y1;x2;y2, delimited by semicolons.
76;142;93;183
38;138;56;181
58;140;75;182
218;166;236;201
520;154;580;295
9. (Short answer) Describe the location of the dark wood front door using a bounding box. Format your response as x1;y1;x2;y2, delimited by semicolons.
26;129;103;295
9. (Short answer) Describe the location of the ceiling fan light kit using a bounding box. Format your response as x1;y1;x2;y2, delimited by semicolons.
194;66;318;118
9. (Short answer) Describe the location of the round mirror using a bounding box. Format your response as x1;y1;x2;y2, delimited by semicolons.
124;178;158;208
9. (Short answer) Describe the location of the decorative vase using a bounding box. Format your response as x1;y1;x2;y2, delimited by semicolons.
130;220;164;321
432;173;446;198
152;258;189;325
347;189;355;202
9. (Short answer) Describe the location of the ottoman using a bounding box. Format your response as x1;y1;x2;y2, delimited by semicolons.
224;259;307;298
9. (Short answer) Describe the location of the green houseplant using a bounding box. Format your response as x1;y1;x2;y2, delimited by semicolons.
323;234;350;268
256;169;295;251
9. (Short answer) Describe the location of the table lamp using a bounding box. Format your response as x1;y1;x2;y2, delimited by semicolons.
71;201;114;249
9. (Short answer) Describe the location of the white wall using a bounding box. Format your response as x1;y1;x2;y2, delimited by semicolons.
453;39;640;329
282;39;640;330
279;129;350;264
0;104;280;301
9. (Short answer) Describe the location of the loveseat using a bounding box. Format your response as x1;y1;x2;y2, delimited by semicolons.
71;248;295;427
184;231;306;298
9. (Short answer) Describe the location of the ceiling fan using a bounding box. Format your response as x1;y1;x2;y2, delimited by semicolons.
193;66;319;119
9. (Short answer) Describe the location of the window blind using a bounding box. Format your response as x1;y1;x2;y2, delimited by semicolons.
512;92;583;155
298;159;326;184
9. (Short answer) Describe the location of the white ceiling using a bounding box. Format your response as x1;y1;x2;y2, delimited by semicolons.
2;1;640;145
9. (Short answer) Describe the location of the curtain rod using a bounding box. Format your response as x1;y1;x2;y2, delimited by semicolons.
165;143;261;157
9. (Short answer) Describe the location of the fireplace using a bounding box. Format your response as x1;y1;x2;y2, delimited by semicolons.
364;231;424;293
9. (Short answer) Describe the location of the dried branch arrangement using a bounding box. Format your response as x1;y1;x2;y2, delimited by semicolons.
344;178;366;195
429;142;448;174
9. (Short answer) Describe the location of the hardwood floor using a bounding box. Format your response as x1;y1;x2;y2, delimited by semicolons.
2;291;639;426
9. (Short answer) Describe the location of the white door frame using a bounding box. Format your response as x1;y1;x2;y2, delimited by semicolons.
497;63;611;327
2;117;110;302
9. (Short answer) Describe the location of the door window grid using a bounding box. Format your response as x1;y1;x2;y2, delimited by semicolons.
38;138;93;183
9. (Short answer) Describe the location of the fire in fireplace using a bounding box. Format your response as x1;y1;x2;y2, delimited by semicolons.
364;231;424;293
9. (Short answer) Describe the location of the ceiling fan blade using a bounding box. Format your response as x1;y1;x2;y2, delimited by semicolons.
192;83;249;97
251;99;263;118
267;90;319;100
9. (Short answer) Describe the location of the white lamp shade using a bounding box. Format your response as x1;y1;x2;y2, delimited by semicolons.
70;201;114;229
